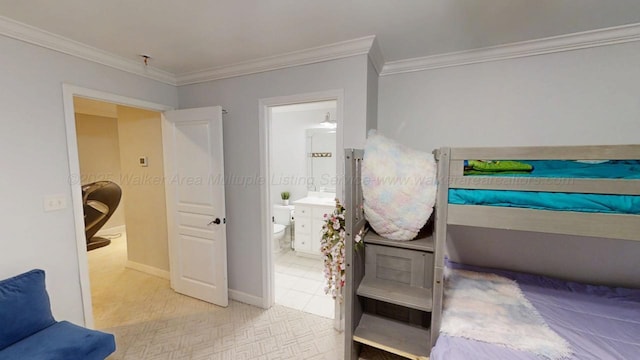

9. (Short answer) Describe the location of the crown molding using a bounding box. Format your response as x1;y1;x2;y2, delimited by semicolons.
0;15;176;85
367;37;385;75
7;9;637;85
381;22;640;76
176;35;376;86
0;13;375;87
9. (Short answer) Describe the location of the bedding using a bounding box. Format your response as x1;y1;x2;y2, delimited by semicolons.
449;189;640;214
361;130;437;240
464;160;640;179
441;268;571;359
451;160;640;213
464;160;533;175
431;263;640;360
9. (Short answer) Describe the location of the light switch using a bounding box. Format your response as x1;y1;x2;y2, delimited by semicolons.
43;195;67;212
139;156;148;167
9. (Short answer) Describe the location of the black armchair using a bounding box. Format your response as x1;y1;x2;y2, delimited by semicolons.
82;181;122;251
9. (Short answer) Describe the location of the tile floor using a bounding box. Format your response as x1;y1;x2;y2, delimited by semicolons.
274;250;335;319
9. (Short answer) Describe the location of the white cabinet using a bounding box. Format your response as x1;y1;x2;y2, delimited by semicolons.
294;203;334;256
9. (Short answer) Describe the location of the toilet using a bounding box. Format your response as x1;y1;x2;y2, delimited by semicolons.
272;204;294;252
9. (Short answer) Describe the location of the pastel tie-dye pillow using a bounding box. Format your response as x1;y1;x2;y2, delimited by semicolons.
361;131;437;240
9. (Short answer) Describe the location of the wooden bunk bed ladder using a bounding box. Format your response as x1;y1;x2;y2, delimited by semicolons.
344;148;446;360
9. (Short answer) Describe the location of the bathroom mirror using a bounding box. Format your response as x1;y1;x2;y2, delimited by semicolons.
306;128;336;192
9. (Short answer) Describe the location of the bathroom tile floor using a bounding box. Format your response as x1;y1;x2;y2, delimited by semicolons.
274;250;336;319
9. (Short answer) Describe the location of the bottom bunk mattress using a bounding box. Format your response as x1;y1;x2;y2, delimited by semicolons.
431;263;640;360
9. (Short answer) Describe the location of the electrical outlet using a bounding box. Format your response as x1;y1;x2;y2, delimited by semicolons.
43;195;67;212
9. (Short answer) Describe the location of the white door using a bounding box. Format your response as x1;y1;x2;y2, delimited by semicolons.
163;106;228;307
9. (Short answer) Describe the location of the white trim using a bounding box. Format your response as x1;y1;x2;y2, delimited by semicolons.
367;37;385;75
64;84;174;112
126;260;171;280
62;84;174;328
381;22;640;76
0;15;175;85
95;224;126;237
176;36;375;85
258;99;273;310
5;11;640;84
0;13;374;85
258;90;344;318
229;289;264;308
160;113;179;291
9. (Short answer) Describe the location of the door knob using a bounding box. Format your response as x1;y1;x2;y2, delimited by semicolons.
208;218;221;225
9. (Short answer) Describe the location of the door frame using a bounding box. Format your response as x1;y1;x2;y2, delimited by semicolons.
62;84;174;327
258;89;344;316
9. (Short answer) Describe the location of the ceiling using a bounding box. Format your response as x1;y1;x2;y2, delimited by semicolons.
1;0;640;76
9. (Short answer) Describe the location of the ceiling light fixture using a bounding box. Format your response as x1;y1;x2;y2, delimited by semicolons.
320;112;336;128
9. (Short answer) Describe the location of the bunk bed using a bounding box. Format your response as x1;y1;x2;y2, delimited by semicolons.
344;145;640;360
430;145;640;360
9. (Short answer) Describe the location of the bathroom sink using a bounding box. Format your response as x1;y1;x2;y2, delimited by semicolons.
310;197;336;205
293;196;336;206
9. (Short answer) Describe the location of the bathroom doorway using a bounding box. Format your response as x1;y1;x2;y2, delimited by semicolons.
265;96;340;320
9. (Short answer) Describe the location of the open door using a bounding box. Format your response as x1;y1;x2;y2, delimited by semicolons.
163;106;228;307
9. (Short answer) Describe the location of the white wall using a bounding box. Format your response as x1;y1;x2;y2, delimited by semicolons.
378;42;640;287
270;106;336;206
0;35;178;325
378;42;640;150
177;55;369;298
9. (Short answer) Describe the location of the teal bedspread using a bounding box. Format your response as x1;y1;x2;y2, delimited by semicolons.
449;189;640;214
519;160;640;179
450;160;640;214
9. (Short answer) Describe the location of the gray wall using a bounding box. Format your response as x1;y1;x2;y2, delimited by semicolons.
0;34;178;324
378;41;640;287
178;55;370;299
378;42;640;149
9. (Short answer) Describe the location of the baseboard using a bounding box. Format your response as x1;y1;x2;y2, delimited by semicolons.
229;289;265;308
95;224;126;237
126;260;170;280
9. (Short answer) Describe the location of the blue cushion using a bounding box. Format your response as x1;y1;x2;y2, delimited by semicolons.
0;321;116;360
0;269;56;349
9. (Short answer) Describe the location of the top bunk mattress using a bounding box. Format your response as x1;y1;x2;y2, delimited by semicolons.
431;263;640;360
450;160;640;214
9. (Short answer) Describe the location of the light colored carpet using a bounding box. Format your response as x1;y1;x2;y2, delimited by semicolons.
88;233;405;359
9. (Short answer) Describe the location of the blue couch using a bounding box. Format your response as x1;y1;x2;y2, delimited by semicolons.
0;269;116;360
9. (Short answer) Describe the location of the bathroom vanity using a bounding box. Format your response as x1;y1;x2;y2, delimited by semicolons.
293;193;336;257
